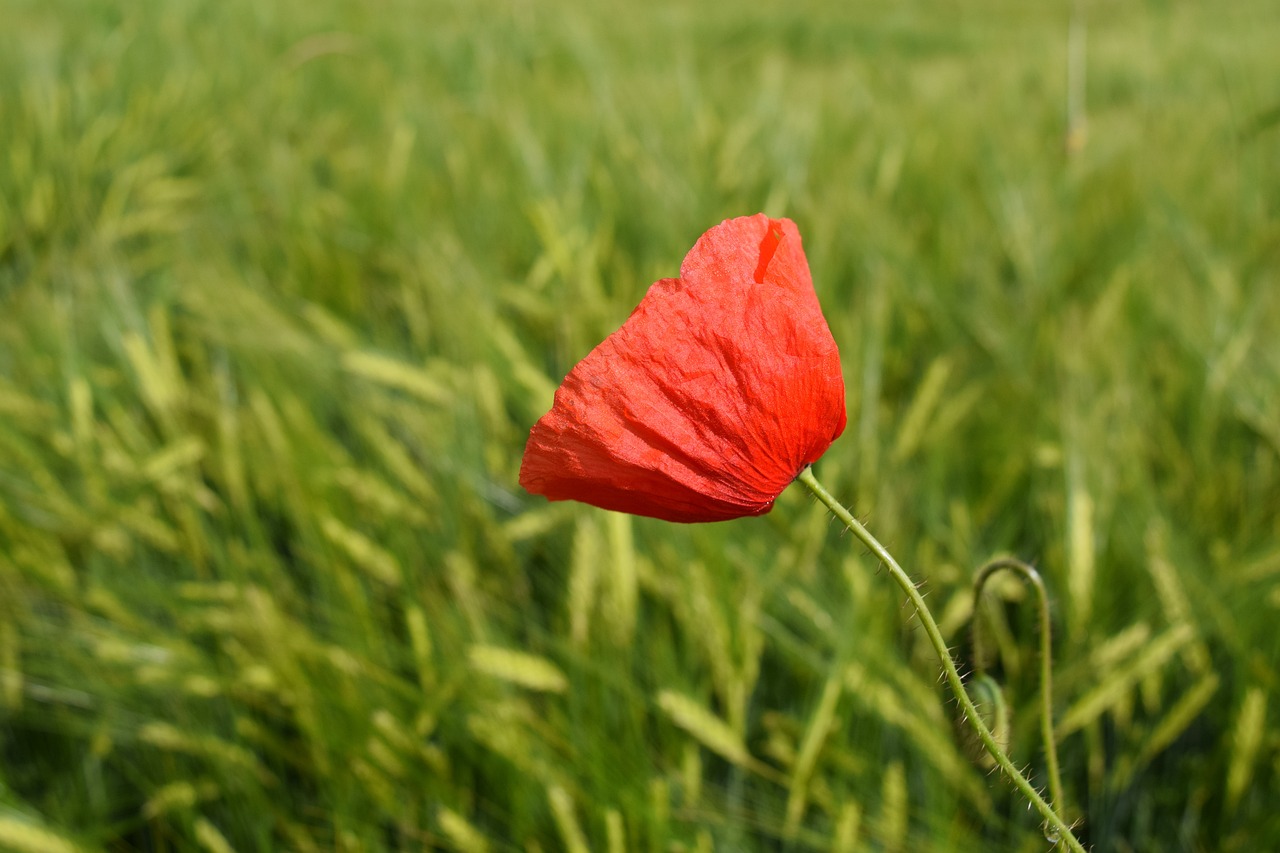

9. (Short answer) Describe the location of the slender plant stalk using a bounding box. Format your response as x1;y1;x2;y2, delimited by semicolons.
973;557;1067;821
1065;0;1088;155
796;468;1084;852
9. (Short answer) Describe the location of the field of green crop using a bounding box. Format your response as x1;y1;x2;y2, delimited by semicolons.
2;0;1278;850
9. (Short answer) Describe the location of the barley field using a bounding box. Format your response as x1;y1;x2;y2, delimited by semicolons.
1;0;1278;850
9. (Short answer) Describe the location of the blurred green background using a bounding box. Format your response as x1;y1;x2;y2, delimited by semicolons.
2;0;1278;850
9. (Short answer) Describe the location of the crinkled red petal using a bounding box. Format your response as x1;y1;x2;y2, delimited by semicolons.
519;213;846;523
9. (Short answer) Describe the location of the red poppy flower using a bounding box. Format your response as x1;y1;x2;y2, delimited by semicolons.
519;214;846;523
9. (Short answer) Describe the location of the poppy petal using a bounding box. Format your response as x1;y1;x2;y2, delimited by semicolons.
519;214;846;523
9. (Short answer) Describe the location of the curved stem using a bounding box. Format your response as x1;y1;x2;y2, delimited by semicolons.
796;468;1083;852
973;557;1067;824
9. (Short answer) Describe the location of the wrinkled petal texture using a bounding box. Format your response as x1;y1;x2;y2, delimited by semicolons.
520;214;847;522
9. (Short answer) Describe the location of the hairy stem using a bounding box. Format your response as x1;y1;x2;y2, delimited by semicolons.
797;468;1083;852
973;557;1067;822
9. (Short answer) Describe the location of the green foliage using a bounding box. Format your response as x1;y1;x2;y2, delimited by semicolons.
2;0;1278;849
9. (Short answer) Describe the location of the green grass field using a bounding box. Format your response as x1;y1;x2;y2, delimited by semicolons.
2;0;1279;850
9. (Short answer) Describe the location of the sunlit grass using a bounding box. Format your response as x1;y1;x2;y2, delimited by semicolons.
2;0;1278;850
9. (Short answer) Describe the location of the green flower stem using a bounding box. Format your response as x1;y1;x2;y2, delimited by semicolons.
796;468;1084;852
973;558;1067;824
